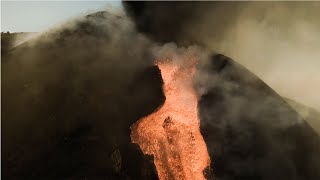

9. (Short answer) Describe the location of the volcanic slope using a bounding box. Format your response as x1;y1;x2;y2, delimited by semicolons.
198;54;320;180
2;11;164;179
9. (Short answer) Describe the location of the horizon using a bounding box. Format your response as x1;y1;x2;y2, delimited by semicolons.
1;1;121;33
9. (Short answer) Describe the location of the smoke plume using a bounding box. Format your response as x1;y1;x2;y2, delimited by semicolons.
123;1;320;111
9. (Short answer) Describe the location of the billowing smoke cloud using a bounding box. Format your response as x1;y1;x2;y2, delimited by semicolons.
2;9;164;179
202;2;320;113
123;1;320;111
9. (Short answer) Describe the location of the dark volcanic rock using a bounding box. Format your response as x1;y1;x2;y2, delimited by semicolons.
198;54;320;180
2;11;163;179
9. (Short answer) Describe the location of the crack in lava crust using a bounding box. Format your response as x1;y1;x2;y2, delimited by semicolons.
130;59;211;180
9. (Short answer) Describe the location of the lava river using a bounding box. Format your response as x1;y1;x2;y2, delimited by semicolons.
130;58;211;180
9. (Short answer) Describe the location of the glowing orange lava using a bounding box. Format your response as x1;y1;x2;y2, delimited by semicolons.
130;58;211;180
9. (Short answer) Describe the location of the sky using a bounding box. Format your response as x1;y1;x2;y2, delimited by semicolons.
1;1;121;32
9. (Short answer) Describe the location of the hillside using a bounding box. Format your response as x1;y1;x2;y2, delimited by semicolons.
1;32;37;55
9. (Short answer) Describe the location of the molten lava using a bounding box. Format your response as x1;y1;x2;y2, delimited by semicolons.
130;58;211;180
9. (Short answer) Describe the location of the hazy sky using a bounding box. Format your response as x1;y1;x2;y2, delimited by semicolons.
1;1;120;32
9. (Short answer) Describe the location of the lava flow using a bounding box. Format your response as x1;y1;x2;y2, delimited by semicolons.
130;57;211;180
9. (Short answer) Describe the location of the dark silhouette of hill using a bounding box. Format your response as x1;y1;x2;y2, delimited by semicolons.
199;54;320;180
2;11;163;179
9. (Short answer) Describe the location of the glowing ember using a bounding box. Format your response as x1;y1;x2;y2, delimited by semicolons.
130;58;211;180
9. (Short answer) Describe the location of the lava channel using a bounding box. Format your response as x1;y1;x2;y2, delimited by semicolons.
130;59;211;180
